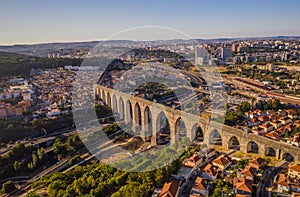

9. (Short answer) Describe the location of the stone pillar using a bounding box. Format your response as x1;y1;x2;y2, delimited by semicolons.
222;135;229;150
170;124;177;145
151;114;157;146
239;139;248;154
131;102;137;133
140;108;146;141
258;145;265;157
185;124;194;142
276;149;281;160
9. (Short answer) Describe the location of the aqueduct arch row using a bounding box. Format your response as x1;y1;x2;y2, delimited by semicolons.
95;85;300;162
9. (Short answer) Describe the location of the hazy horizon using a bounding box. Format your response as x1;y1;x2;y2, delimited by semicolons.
1;0;300;45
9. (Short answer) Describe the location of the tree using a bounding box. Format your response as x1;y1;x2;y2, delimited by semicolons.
37;148;45;160
238;101;251;112
25;191;40;197
1;180;15;193
14;161;22;171
68;155;82;166
271;99;281;110
53;138;64;155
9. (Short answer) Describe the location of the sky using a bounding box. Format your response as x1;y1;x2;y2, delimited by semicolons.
1;0;300;45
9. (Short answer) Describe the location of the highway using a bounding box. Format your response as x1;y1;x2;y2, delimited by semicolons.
4;128;125;197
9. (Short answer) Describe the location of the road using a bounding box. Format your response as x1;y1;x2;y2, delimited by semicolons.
256;161;290;197
4;128;125;197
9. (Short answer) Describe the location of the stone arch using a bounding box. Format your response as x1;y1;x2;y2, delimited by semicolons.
191;124;203;142
106;92;111;107
118;97;125;120
228;136;240;150
134;103;142;133
282;152;294;162
265;147;276;157
112;95;118;114
209;129;222;145
175;117;187;142
144;106;152;142
247;141;259;153
156;111;170;145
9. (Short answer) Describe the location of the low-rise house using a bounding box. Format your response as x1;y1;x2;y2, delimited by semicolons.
202;164;219;181
190;177;210;197
248;118;258;127
287;134;300;147
278;110;287;117
294;120;300;127
205;148;216;159
252;127;264;136
159;179;180;197
293;192;300;197
260;122;274;133
286;109;298;119
288;164;300;179
268;114;277;121
47;108;61;117
269;120;282;129
284;124;294;132
212;154;231;171
279;117;292;126
290;183;300;193
182;153;202;168
258;116;269;122
237;165;257;180
265;131;280;141
249;157;265;170
276;174;289;193
233;177;253;196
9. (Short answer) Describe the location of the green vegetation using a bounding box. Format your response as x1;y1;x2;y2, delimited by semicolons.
211;179;233;197
0;51;82;78
28;143;201;197
225;101;251;126
68;155;82;166
1;180;16;194
259;99;283;111
0;114;74;143
0;134;83;181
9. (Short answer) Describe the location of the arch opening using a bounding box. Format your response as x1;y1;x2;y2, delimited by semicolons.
144;106;152;142
209;129;222;145
175;117;187;142
126;100;133;128
134;103;142;133
282;153;294;162
247;141;259;153
118;97;124;120
191;124;203;142
156;112;170;145
265;147;276;157
228;136;240;150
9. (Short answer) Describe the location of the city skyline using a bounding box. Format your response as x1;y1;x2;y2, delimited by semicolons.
1;0;300;45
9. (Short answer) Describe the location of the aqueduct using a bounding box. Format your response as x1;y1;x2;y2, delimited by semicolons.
95;84;300;162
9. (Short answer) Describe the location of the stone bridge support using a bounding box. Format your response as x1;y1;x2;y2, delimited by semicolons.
94;85;300;162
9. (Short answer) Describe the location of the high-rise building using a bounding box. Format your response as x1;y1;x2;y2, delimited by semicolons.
232;43;239;53
220;47;232;60
195;46;211;65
